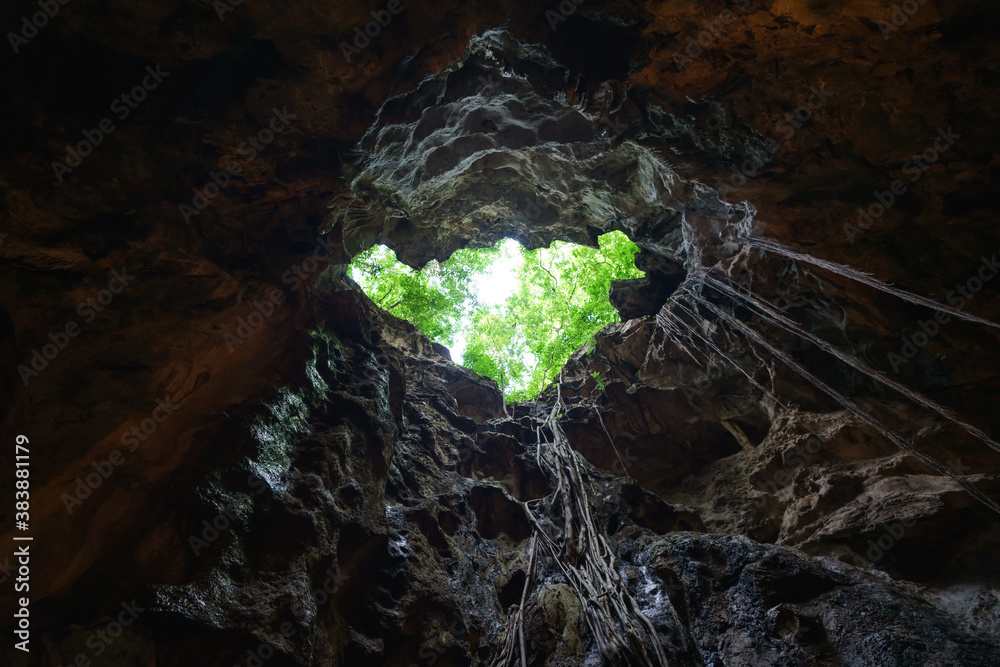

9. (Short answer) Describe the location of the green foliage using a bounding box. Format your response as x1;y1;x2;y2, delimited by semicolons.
349;232;644;402
591;371;606;393
461;307;527;395
350;243;500;346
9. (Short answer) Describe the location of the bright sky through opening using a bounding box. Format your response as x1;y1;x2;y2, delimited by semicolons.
348;231;644;401
452;238;523;360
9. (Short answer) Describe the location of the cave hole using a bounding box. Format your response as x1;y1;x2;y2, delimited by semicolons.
349;231;645;402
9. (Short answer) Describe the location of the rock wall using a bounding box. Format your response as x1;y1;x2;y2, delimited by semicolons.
1;0;999;665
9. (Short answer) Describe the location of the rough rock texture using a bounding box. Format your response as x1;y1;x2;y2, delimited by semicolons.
2;0;1000;665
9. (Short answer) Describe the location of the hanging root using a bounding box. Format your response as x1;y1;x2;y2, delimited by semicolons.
750;236;1000;330
491;535;537;667
670;282;1000;516
702;271;1000;457
494;227;1000;664
492;381;686;666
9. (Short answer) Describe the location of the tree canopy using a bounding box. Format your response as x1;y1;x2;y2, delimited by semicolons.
349;232;644;402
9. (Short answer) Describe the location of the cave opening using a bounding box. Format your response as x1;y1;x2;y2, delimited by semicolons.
322;29;1000;603
348;230;645;401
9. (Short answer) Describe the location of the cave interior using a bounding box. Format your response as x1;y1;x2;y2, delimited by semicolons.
2;0;1000;665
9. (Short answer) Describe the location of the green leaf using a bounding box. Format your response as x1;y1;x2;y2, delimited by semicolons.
349;232;644;400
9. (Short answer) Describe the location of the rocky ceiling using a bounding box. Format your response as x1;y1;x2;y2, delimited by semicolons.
2;0;1000;665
